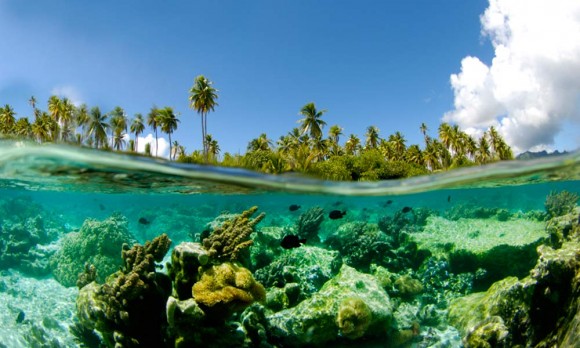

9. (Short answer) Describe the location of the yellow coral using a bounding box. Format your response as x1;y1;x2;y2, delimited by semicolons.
192;262;266;317
336;297;372;339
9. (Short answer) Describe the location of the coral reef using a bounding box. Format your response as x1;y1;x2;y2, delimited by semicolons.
202;206;265;263
254;245;339;303
394;274;423;298
294;206;324;244
448;233;580;347
51;213;136;287
545;190;579;218
336;297;373;339
266;264;393;346
410;215;547;288
76;234;172;347
167;242;209;300
192;261;266;321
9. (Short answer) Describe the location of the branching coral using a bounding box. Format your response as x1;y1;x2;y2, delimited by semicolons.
192;262;266;320
295;206;324;243
76;234;172;347
202;206;265;262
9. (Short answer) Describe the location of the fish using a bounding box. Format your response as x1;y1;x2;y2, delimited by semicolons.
386;200;393;205
16;311;25;324
289;204;301;212
331;201;344;207
138;217;150;225
401;206;413;213
447;195;451;203
329;210;346;219
99;203;106;211
280;235;306;249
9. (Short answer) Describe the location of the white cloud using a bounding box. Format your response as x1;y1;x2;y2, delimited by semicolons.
51;85;84;106
133;133;170;159
444;0;580;153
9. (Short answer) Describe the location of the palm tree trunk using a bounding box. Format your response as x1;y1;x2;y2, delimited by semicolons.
155;128;158;157
168;132;172;160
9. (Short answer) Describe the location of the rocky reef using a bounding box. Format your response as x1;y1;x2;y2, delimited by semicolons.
448;207;580;347
51;213;136;287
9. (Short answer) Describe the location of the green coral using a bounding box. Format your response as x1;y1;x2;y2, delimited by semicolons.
51;213;136;287
545;190;579;218
202;206;265;262
76;234;172;347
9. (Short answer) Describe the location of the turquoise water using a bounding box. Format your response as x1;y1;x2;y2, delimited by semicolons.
0;140;579;347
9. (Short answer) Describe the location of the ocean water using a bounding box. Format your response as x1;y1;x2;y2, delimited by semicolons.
0;140;579;347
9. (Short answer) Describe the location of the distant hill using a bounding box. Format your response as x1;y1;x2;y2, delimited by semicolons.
516;150;569;160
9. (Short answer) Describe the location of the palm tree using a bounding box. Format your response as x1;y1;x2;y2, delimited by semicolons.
189;75;219;157
147;106;160;156
13;118;32;138
248;133;273;152
59;98;75;141
29;96;40;119
75;104;90;143
345;134;361;155
328;125;343;156
420;122;428;142
109;106;128;150
365;126;380;150
171;140;184;159
405;144;424;166
388;131;406;159
206;134;220;160
158;107;179;159
476;135;491;164
0;104;16;134
88;106;109;149
298;102;327;139
31;113;55;143
130;114;145;153
438;123;452;152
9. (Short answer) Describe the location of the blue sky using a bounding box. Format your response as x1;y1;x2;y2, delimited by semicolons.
1;0;579;155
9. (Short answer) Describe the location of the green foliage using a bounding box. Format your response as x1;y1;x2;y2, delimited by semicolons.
545;190;579;218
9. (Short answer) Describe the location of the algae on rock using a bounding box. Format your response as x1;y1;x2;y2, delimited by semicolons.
266;264;393;346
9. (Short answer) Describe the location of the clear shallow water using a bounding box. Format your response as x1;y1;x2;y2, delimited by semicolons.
0;140;579;347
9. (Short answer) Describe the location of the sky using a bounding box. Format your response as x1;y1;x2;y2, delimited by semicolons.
1;0;579;157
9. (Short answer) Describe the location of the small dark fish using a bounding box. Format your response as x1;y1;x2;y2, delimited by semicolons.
447;195;451;203
401;206;413;213
16;311;25;324
331;201;343;207
386;200;393;205
280;235;306;249
138;217;150;225
99;204;106;211
289;204;301;212
329;210;346;219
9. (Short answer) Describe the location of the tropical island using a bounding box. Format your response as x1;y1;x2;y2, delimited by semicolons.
0;75;513;181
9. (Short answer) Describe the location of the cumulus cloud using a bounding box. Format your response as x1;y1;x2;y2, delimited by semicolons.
51;85;84;106
444;0;580;153
134;133;170;159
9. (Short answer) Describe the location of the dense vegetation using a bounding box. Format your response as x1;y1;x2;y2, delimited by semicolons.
0;76;513;181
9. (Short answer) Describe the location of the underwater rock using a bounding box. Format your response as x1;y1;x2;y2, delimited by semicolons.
394;274;423;298
266;264;393;346
545;207;580;248
295;206;324;244
192;261;266;321
51;213;136;287
166;296;206;346
167;242;210;300
411;216;547;288
448;237;580;347
336;297;373;339
254;245;339;302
